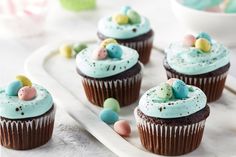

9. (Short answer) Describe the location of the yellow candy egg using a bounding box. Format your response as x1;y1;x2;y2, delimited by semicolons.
195;38;211;53
100;38;118;48
112;14;129;25
16;75;32;87
59;43;73;58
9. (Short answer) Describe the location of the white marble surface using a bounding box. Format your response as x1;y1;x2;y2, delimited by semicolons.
1;0;236;157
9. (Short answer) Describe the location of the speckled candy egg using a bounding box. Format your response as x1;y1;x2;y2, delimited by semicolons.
172;80;189;99
73;43;87;55
114;120;131;137
112;13;129;25
196;32;212;43
99;108;119;124
16;75;32;87
106;43;123;59
195;38;211;53
5;80;23;96
92;47;107;60
183;34;196;47
18;86;37;101
166;78;178;86
59;43;73;58
156;83;173;101
127;9;141;24
120;6;131;15
100;38;118;48
103;98;120;113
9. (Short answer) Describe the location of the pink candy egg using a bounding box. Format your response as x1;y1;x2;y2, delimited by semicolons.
166;78;178;86
18;86;37;101
183;34;196;47
114;120;131;137
92;47;107;60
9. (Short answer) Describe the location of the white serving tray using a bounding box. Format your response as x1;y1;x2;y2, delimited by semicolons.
25;40;236;157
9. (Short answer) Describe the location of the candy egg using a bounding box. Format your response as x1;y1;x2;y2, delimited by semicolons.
196;32;212;43
114;120;131;137
156;83;173;101
195;38;211;53
103;98;120;113
18;86;37;101
99;108;119;124
92;47;107;60
59;43;73;58
5;81;23;96
112;13;129;25
166;78;178;86
172;80;189;99
106;43;123;59
183;34;196;47
120;6;131;15
100;38;118;48
127;9;141;24
16;75;32;87
73;43;87;55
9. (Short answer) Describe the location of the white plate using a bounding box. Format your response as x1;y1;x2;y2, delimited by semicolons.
25;40;236;157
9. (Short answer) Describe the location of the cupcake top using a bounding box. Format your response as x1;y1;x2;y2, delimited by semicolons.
138;79;207;119
0;75;53;119
76;38;139;78
98;6;151;39
165;32;230;75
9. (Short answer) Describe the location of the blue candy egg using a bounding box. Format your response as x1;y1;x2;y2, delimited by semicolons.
172;80;189;99
5;80;23;96
99;108;119;124
196;32;212;43
120;6;131;15
106;43;123;59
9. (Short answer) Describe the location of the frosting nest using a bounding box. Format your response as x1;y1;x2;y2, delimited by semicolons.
98;6;151;39
138;85;206;119
166;33;230;75
0;84;53;119
76;45;139;78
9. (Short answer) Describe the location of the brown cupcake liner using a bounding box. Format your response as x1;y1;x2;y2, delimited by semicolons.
0;107;55;150
82;70;142;107
134;108;207;156
98;31;154;65
165;70;228;102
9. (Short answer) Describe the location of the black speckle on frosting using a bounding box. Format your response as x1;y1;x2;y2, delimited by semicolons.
21;112;24;115
132;28;137;33
15;108;19;112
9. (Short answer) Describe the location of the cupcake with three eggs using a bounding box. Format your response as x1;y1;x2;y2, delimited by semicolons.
0;75;55;150
163;32;230;102
134;79;210;156
76;39;143;107
97;6;154;64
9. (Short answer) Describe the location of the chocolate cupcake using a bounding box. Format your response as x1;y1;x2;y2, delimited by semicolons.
97;6;154;64
0;75;55;150
163;32;230;102
134;79;210;156
76;39;142;107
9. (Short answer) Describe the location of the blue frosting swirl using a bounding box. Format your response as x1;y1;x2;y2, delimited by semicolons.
138;85;207;118
165;41;230;75
98;16;151;39
76;45;139;78
0;84;53;119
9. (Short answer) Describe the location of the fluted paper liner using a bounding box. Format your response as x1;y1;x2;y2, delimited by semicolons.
165;70;228;102
134;108;207;156
82;70;142;107
0;107;55;150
